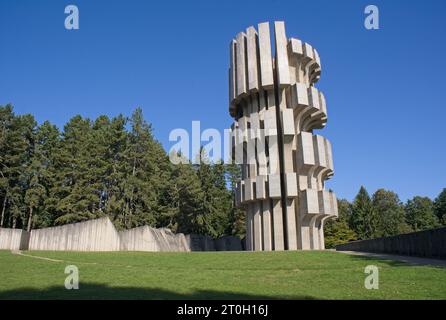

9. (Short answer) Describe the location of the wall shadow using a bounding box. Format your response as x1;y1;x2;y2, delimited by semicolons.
0;284;317;300
340;252;446;268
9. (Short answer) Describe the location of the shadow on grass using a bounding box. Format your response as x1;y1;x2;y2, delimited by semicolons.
0;284;317;300
339;251;446;269
342;254;410;267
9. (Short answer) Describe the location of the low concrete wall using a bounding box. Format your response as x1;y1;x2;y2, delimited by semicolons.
336;227;446;259
29;217;120;251
119;226;190;252
0;228;30;250
186;234;216;251
2;217;243;252
186;234;243;251
214;236;243;251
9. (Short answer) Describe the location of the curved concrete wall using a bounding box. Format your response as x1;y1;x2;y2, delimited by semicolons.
28;218;120;251
336;227;446;259
119;226;190;252
2;217;243;252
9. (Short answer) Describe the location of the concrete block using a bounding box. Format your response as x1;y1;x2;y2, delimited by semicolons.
256;175;267;199
264;108;277;135
229;39;237;104
285;172;298;197
258;22;274;89
274;21;291;87
297;132;315;169
281;109;295;137
300;189;320;215
246;26;259;92
236;32;247;97
289;83;309;109
289;38;303;56
268;174;282;199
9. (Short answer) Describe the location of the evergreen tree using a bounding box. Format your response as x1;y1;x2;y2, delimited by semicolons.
51;115;98;224
195;150;231;237
169;160;205;235
31;121;60;228
0;105;15;227
349;186;377;239
121;108;164;228
433;188;446;225
1;112;36;228
372;189;411;237
324;199;357;248
225;163;245;237
101;115;128;228
405;196;439;231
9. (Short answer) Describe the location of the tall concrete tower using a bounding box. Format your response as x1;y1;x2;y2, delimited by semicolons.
229;21;338;251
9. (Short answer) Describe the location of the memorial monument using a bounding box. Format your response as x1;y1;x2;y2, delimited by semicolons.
229;21;338;251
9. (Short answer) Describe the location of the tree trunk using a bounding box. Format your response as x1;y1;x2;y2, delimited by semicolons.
0;195;6;227
12;216;16;229
27;206;33;232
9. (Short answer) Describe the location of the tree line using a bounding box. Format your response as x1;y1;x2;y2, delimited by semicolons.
325;186;446;248
2;104;445;244
0;105;244;237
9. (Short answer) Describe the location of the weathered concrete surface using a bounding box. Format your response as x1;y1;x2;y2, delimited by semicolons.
336;227;446;260
28;217;120;251
119;226;190;252
229;21;337;251
0;228;30;250
9;217;242;252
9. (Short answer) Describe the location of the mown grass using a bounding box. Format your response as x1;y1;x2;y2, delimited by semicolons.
0;250;445;299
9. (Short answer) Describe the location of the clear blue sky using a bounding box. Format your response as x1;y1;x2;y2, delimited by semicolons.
1;0;445;202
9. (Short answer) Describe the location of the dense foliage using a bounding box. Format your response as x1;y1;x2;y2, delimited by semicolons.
0;105;243;237
325;187;443;248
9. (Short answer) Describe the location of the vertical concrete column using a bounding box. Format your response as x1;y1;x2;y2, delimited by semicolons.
245;205;253;251
262;200;272;251
253;201;263;251
272;199;284;250
285;198;298;250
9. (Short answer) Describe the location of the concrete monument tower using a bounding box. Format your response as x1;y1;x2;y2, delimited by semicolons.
229;21;338;251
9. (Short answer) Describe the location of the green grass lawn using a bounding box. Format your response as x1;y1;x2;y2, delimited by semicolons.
0;250;445;300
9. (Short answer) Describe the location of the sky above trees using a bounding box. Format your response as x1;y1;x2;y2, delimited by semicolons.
1;0;445;201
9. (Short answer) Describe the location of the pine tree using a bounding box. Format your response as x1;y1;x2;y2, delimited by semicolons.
102;115;128;228
433;188;446;225
1;112;37;228
195;151;232;237
225;162;245;237
0;105;15;227
349;186;377;239
31;123;58;228
52;115;97;224
170;161;205;235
